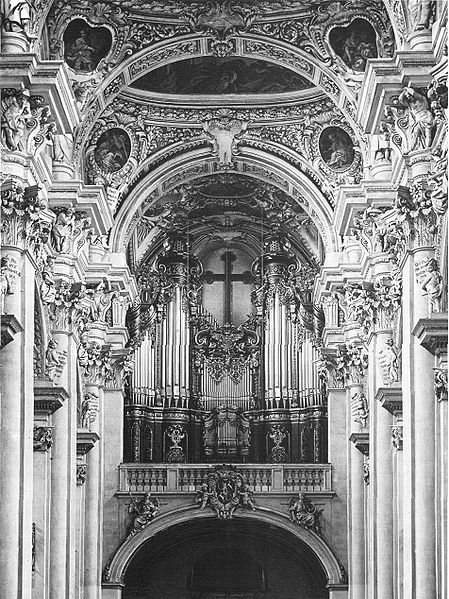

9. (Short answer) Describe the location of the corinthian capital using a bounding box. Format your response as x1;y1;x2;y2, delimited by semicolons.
1;180;52;254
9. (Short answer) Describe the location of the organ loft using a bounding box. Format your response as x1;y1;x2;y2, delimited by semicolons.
0;1;447;598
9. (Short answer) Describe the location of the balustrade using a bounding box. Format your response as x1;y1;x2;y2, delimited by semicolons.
119;463;332;493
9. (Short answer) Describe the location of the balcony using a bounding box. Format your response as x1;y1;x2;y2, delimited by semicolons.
118;463;333;494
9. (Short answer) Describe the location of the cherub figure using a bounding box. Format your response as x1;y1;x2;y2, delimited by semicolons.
421;258;443;314
195;482;213;510
128;493;159;537
237;481;256;511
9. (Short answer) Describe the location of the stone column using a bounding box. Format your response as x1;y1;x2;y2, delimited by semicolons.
0;247;35;599
401;214;438;598
48;323;77;599
0;182;49;599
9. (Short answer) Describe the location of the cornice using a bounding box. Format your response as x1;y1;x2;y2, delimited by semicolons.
375;386;403;417
34;383;69;415
0;314;23;349
77;429;100;455
349;432;369;455
412;315;448;356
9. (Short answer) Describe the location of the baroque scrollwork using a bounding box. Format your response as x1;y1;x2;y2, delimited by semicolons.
195;466;256;519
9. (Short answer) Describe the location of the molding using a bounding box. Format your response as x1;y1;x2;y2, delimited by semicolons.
412;314;448;356
375;386;403;417
77;429;100;455
349;432;369;455
34;382;69;415
0;314;23;349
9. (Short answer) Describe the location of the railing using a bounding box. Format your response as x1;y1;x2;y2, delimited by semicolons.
119;463;332;493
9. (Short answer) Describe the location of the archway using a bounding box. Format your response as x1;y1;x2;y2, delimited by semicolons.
103;508;347;598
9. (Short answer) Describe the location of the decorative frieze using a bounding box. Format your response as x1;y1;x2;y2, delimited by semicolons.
33;426;53;451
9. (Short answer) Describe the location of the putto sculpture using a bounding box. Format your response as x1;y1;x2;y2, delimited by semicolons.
195;466;256;519
127;492;160;537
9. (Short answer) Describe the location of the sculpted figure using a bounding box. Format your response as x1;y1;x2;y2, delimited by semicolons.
1;254;19;306
1;0;32;33
398;86;435;149
77;331;90;368
378;338;399;384
45;339;62;381
237;481;256;511
408;0;435;30
203;116;247;167
128;493;159;536
288;493;322;534
421;258;443;313
196;482;213;510
53;133;73;163
80;391;99;429
52;207;75;253
1;87;31;151
40;256;56;304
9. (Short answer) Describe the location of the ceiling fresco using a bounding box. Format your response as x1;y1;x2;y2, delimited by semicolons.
131;57;313;95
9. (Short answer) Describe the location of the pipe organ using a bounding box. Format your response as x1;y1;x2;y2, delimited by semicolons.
125;233;327;464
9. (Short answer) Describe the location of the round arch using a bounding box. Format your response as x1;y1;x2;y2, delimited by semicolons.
75;32;361;159
102;506;346;589
110;147;338;256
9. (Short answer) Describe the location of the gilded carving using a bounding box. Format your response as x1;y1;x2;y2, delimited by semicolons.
165;425;186;463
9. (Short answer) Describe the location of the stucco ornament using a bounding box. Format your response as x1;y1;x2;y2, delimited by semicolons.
127;493;160;536
288;493;322;535
195;466;256;519
203;112;248;168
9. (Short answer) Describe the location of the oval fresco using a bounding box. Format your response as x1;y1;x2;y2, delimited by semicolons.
63;19;112;73
329;18;378;72
319;127;355;171
94;128;131;173
131;57;313;95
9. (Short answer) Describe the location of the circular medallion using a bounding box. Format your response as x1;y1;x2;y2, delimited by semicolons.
319;126;355;172
94;128;131;173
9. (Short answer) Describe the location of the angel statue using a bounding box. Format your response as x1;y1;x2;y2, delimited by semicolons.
127;492;159;537
288;493;322;535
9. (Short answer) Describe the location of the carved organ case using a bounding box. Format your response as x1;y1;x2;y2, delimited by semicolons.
125;180;327;464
